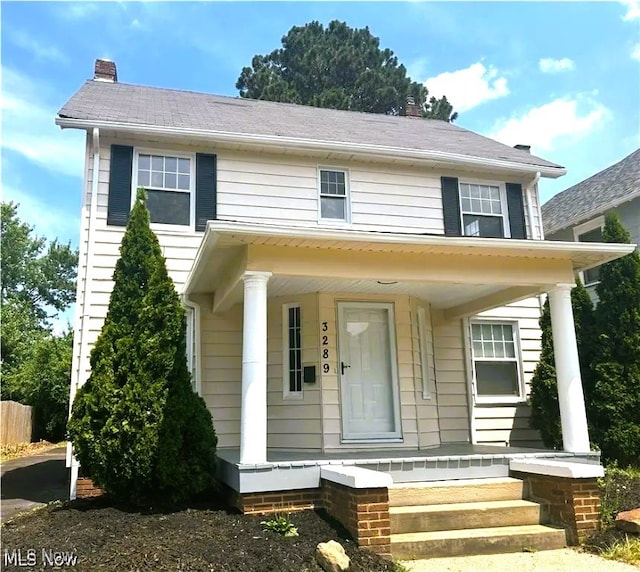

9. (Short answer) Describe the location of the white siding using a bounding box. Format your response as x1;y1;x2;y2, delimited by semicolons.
472;297;544;447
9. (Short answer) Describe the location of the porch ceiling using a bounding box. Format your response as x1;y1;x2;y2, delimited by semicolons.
184;221;635;318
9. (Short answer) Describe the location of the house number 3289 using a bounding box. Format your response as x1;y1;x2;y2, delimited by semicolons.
321;322;330;373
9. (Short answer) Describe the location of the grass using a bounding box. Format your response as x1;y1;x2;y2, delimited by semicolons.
0;440;64;461
600;535;640;566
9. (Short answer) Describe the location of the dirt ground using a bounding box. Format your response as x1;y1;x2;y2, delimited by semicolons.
1;497;397;571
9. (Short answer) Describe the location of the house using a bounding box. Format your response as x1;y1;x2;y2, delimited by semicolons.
57;60;634;558
542;148;640;298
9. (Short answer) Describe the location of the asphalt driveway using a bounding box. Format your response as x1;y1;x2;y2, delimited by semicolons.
1;446;68;522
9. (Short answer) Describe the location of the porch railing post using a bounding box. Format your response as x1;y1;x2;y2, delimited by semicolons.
240;271;272;465
548;284;590;452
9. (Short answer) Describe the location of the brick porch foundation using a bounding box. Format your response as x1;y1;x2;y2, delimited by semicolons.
76;477;104;498
512;471;601;544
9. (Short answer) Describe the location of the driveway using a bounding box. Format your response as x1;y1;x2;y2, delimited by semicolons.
1;446;68;522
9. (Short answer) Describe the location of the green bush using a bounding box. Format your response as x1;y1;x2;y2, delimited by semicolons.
68;189;217;506
599;465;640;526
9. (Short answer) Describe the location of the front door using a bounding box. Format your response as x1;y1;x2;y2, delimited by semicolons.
337;302;401;441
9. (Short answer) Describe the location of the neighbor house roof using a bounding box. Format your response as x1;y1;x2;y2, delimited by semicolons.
542;148;640;236
57;80;564;175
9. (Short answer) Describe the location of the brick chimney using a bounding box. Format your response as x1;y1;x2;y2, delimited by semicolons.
94;59;117;82
514;144;531;153
404;96;420;118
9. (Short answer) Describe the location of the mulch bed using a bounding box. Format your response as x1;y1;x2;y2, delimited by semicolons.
1;496;398;571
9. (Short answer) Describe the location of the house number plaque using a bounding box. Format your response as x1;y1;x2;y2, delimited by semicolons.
321;321;330;373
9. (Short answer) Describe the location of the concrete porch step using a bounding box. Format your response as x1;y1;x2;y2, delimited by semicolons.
389;477;523;507
390;499;541;533
390;524;567;558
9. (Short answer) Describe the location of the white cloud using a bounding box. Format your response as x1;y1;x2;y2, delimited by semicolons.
632;43;640;61
2;184;80;246
0;67;85;178
488;95;609;152
621;0;640;20
425;63;509;113
7;29;68;64
539;57;575;73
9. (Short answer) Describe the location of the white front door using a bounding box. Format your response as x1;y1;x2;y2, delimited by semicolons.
337;302;401;441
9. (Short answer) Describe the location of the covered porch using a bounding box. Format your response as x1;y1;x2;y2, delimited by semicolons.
184;221;632;491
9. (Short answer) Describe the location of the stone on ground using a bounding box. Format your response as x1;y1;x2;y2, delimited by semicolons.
615;508;640;533
315;540;350;572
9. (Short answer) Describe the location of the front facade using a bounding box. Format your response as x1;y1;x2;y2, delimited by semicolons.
59;61;634;555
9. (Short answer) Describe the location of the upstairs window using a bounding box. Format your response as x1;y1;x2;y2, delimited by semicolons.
470;321;524;403
459;182;507;238
135;153;193;227
577;226;604;285
319;169;349;222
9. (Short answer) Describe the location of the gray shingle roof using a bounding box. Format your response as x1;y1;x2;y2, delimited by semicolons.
542;148;640;235
57;80;563;171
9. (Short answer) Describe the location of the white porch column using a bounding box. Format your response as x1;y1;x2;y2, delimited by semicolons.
548;284;590;452
240;271;272;465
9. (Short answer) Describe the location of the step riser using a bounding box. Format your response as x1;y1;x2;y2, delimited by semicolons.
391;530;567;559
391;505;541;534
389;481;524;506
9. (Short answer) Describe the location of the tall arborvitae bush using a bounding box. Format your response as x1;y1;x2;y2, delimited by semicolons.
68;189;217;506
529;279;594;449
590;213;640;466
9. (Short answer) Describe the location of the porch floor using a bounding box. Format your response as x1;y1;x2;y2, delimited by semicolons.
216;444;601;493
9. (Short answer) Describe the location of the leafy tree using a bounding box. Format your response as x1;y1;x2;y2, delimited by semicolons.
237;20;457;121
589;213;640;466
529;280;594;449
1;202;77;441
67;189;217;506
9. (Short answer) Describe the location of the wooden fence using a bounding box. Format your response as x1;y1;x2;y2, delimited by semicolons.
0;401;33;445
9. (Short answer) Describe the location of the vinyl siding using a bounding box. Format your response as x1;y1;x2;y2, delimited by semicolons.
472;297;544;448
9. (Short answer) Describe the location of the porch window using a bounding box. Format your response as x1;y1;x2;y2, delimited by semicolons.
283;304;303;399
319;169;349;222
185;306;198;393
135;152;193;227
459;182;508;238
470;321;523;402
417;307;435;399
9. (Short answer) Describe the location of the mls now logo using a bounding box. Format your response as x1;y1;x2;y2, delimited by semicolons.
3;548;78;567
4;549;36;567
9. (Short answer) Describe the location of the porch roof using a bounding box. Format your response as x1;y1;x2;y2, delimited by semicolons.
184;221;634;318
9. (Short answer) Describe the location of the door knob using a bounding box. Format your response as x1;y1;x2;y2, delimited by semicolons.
341;361;351;375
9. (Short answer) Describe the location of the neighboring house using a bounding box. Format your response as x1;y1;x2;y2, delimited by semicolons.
542;148;640;298
57;60;633;557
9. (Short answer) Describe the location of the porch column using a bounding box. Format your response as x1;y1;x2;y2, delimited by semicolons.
548;284;590;452
240;271;272;465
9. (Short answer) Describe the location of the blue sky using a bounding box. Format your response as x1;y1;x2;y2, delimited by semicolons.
2;0;639;250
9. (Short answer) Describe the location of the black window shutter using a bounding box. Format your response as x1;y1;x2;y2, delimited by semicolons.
195;153;217;232
107;145;133;226
506;183;527;239
441;177;461;236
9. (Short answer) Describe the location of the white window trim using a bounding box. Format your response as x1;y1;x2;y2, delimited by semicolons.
317;166;351;226
469;318;525;404
184;304;201;395
458;179;511;238
282;303;303;400
417;306;435;400
132;147;197;233
573;216;605;287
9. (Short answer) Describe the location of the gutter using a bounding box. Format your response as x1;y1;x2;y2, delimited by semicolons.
68;127;100;500
55;116;567;179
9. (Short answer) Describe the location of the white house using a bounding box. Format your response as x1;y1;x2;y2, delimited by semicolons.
57;60;634;558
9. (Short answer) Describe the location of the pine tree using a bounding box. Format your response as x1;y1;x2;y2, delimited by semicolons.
590;212;640;466
529;280;594;449
68;189;217;506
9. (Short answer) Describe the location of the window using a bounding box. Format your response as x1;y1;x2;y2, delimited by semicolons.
417;307;435;399
136;153;193;227
459;182;507;238
577;226;604;285
283;304;302;398
319;169;348;222
185;306;198;393
470;321;523;402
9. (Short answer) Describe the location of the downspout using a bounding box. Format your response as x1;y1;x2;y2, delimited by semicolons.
68;127;100;500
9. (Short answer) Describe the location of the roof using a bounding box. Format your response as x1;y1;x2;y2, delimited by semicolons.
542;148;640;235
57;80;563;174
